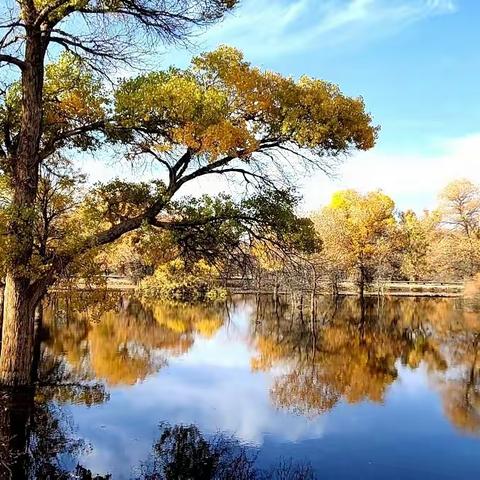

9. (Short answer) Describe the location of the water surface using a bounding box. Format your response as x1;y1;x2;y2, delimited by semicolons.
1;294;480;479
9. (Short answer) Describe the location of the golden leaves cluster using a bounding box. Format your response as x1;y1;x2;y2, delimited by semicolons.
115;46;377;161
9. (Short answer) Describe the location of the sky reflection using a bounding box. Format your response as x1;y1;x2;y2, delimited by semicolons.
34;295;480;478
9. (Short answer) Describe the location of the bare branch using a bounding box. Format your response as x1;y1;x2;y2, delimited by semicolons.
0;53;26;70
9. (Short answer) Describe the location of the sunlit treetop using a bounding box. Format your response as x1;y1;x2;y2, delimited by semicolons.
115;46;377;161
326;189;396;238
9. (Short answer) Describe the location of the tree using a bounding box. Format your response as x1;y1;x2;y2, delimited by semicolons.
313;190;397;296
434;179;480;278
398;209;439;281
0;0;239;386
0;0;377;387
439;179;480;238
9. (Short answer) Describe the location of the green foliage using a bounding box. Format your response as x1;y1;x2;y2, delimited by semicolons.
83;180;167;228
2;52;108;154
243;189;321;254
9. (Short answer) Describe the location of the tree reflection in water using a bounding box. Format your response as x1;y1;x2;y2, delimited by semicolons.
0;385;109;479
0;393;314;479
135;423;315;480
38;292;480;437
41;292;225;386
0;293;317;478
3;292;480;477
251;295;480;434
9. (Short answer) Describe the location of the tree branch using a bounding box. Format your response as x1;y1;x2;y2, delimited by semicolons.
0;54;26;70
39;120;109;160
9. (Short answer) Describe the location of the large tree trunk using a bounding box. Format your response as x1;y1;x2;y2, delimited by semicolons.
0;23;46;386
0;275;36;386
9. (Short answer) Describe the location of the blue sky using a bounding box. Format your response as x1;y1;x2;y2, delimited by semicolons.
152;0;479;213
78;0;479;213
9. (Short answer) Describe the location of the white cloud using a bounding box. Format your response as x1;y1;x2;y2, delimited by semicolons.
199;0;458;59
81;132;480;216
301;132;480;214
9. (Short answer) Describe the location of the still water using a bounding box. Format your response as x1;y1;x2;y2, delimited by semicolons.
1;293;480;479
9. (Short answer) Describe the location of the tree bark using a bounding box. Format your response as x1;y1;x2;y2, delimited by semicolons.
0;275;36;386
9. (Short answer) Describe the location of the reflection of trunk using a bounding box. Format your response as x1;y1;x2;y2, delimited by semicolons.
0;275;37;386
0;282;4;344
0;387;34;479
273;276;279;303
465;334;480;405
358;265;366;299
31;304;44;383
310;292;316;320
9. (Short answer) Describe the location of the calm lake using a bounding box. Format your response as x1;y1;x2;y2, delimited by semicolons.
1;293;480;479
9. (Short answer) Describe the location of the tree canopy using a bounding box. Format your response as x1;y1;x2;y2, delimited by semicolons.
0;0;377;386
0;45;377;295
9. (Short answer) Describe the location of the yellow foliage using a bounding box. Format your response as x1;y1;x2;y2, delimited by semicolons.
116;46;377;161
313;189;397;285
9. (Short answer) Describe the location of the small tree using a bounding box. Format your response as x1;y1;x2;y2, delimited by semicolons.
436;179;480;278
439;179;480;239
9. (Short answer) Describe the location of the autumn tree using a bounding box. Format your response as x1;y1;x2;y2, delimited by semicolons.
0;0;377;387
0;0;240;386
313;190;397;296
440;179;480;238
434;179;480;278
398;209;439;281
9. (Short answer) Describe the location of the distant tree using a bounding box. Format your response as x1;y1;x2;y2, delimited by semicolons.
313;190;397;296
398;209;439;281
439;179;480;238
434;179;480;278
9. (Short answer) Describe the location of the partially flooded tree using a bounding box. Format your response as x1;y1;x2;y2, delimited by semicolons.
0;1;377;386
